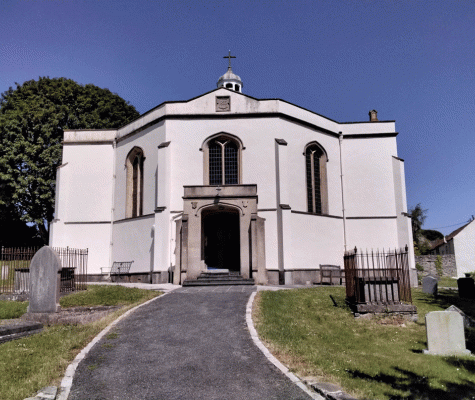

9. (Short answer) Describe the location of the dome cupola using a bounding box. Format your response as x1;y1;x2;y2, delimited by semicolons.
217;51;243;93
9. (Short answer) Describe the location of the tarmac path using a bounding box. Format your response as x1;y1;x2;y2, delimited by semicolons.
68;286;312;400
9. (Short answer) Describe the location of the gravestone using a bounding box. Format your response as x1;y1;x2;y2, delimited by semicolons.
424;311;471;356
446;305;475;328
28;246;61;314
457;276;475;299
422;275;438;295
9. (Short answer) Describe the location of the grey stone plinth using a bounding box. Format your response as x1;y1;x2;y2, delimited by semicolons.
422;275;438;295
28;246;62;314
424;311;471;356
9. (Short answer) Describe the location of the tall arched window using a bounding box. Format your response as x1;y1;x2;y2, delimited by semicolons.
305;142;328;214
126;147;144;218
203;134;242;185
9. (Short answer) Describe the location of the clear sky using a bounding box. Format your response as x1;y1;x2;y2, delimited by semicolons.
1;0;474;235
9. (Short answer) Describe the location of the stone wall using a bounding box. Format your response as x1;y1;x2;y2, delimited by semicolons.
415;255;457;277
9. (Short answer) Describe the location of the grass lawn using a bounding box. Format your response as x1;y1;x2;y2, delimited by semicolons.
0;285;160;400
255;287;475;400
438;276;458;288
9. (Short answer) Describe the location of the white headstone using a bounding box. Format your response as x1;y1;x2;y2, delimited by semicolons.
424;311;471;356
28;246;62;313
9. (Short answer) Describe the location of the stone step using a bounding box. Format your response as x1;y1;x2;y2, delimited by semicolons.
0;320;43;344
182;271;255;286
196;275;245;280
204;269;230;274
182;279;255;286
200;272;240;277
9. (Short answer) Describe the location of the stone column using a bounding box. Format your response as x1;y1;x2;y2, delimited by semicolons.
154;141;171;282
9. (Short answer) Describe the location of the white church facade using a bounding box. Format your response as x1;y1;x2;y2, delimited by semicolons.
50;61;414;285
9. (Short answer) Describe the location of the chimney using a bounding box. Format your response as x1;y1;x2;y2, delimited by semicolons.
369;110;378;122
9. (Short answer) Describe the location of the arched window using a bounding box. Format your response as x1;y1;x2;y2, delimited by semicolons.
203;134;242;185
305;142;328;214
126;147;144;218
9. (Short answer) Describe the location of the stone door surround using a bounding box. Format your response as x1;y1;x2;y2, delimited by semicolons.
175;185;266;284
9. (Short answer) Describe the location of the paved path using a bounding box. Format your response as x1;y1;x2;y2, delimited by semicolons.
69;286;312;400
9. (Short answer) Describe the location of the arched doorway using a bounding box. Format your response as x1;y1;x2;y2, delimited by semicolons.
202;207;240;272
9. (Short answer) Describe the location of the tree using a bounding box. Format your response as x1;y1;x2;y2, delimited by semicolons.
0;77;140;244
409;203;427;238
420;229;444;242
409;203;430;255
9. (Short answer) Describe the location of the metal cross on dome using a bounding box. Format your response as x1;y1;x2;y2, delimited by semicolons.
223;50;236;68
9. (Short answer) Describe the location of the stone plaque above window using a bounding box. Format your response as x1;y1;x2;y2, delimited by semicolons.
216;96;231;112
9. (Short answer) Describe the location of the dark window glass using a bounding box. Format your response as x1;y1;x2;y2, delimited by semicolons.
208;137;240;185
306;145;323;214
209;141;222;185
224;142;238;184
132;156;139;217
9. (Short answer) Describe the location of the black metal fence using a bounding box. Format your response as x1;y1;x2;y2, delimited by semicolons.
344;246;412;304
0;246;88;294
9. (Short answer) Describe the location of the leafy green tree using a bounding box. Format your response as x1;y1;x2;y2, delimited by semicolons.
420;229;444;242
409;203;427;239
409;203;437;255
0;77;140;244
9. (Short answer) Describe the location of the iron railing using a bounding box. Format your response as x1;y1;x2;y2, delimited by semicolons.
344;246;411;304
0;246;88;294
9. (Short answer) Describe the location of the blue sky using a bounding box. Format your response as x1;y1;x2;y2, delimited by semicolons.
1;0;474;235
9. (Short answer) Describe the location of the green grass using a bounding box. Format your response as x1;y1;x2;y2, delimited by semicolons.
438;276;458;288
59;284;159;307
0;285;160;400
255;287;475;400
0;285;160;320
0;301;28;320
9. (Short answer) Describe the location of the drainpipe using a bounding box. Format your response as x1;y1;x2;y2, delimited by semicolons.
339;132;348;252
108;139;117;271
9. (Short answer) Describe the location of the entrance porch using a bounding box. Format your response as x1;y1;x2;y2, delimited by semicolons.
174;185;266;285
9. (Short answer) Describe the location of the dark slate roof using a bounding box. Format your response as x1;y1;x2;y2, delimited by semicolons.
430;221;472;250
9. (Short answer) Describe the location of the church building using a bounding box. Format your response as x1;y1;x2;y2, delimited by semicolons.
50;55;414;285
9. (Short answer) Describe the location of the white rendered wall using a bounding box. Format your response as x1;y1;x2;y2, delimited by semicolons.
392;157;415;267
54;90;409;277
50;223;111;275
345;219;399;251
112;216;155;273
289;213;343;268
281;124;342;216
454;221;475;277
166;118;281;211
342;137;398;217
61;144;114;222
113;122;166;220
51;142;114;273
259;211;279;271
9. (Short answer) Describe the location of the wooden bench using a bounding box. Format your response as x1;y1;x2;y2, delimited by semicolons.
101;261;134;282
318;264;344;285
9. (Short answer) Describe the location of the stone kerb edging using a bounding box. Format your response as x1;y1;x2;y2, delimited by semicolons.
245;291;324;400
57;291;172;400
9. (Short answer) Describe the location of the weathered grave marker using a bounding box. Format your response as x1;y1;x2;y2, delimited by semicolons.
458;275;475;299
422;275;438;295
424;311;471;356
28;246;61;314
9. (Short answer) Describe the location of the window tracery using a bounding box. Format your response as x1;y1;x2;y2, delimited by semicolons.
126;147;144;218
305;142;328;214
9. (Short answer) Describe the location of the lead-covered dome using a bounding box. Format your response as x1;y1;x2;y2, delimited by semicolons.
217;51;243;92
